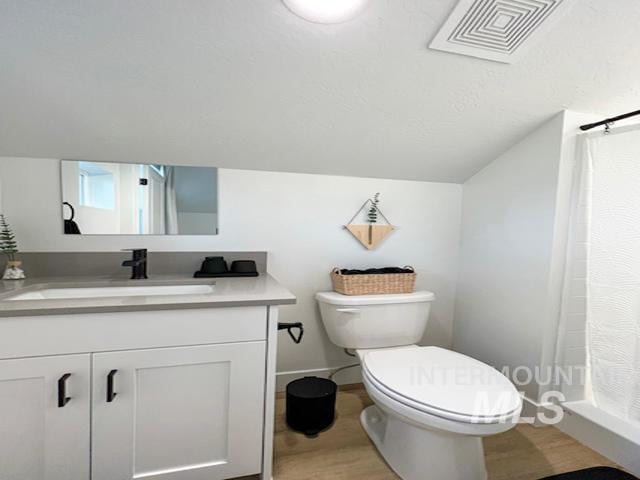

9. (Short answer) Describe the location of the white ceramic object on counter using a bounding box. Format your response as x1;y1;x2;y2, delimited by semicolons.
2;260;25;280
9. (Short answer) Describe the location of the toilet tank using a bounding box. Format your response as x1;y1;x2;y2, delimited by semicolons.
316;291;435;349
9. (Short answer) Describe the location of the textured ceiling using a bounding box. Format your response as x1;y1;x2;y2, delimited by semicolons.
1;0;639;183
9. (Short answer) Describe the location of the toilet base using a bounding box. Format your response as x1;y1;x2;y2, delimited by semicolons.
361;405;488;480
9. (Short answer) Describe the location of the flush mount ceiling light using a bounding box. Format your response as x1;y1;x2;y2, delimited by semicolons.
282;0;369;24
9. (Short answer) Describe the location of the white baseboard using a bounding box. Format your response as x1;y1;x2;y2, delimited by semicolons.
276;365;362;392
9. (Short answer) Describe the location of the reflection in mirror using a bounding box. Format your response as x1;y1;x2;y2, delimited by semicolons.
61;160;218;235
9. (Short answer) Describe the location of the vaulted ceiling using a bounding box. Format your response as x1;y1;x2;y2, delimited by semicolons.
1;0;639;182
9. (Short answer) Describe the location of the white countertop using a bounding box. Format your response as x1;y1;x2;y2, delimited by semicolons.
0;274;296;317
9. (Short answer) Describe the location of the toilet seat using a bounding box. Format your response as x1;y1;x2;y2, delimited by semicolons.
361;346;522;425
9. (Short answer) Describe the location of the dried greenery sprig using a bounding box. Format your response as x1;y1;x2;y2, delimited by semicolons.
367;193;381;224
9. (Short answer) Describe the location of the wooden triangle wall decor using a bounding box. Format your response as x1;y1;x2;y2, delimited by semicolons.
345;198;395;250
345;224;395;250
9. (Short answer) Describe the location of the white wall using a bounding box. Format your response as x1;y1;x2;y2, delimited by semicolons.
0;157;462;383
455;113;564;402
454;111;598;404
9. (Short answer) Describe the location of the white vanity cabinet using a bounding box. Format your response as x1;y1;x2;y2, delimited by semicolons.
0;305;281;480
92;342;266;480
0;354;91;480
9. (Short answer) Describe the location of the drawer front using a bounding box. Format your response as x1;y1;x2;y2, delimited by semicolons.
0;306;267;359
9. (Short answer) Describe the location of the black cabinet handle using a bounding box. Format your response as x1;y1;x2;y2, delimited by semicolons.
58;373;71;408
107;369;118;403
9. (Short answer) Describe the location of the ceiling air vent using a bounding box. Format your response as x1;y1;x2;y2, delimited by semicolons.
429;0;575;64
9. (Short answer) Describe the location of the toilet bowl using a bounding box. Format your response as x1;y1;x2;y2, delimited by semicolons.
359;345;521;480
316;291;522;480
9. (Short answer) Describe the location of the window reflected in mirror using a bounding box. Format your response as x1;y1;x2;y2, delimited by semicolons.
61;160;218;235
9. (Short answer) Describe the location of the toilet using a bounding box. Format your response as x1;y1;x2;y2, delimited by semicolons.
316;291;522;480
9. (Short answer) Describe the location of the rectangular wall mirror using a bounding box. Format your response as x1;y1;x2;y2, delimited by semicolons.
61;160;218;235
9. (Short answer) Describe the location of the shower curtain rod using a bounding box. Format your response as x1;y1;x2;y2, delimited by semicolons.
580;108;640;131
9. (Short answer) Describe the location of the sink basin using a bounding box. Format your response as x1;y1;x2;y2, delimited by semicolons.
6;284;215;301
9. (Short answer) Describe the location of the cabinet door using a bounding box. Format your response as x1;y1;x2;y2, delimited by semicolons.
0;354;91;480
92;342;266;480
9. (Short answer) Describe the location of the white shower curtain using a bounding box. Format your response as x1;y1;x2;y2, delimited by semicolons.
559;126;640;423
164;166;179;234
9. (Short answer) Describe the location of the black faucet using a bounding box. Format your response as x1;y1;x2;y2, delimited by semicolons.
122;249;148;280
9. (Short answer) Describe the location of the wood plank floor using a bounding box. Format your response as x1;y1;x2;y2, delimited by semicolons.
273;386;617;480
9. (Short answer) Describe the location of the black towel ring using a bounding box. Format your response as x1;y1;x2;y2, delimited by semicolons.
63;202;76;221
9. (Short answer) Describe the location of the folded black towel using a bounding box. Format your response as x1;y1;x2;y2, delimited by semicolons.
540;467;638;480
340;267;414;275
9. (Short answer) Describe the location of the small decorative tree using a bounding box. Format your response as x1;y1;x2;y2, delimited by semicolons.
0;215;18;261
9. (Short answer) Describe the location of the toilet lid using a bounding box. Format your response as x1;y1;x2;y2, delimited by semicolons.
362;347;522;421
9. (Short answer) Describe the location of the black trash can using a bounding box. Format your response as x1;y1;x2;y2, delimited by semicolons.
286;376;337;436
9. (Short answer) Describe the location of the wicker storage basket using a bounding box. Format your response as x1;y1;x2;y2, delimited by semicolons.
331;267;416;295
